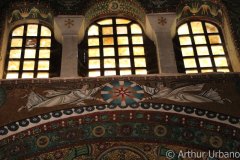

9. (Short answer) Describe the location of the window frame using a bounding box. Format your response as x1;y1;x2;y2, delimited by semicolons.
84;17;149;77
4;23;55;79
175;20;233;73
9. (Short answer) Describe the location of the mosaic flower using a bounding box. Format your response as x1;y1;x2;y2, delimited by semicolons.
101;81;144;107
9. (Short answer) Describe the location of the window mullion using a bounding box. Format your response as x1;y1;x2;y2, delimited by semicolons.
113;18;120;75
202;22;217;72
188;22;201;73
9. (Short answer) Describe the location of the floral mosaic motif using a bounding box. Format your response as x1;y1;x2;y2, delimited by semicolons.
177;0;223;24
8;7;52;24
101;81;144;107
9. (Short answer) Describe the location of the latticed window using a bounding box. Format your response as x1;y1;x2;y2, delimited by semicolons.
79;17;157;77
176;21;231;73
5;24;53;79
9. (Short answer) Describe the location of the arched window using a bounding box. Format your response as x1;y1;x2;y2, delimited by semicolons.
79;17;157;77
4;24;59;79
176;21;231;74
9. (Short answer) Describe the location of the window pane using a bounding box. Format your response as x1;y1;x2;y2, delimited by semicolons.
41;26;51;37
183;58;197;68
134;58;146;67
201;69;213;73
104;59;115;68
12;26;24;36
191;22;204;34
24;49;36;58
102;27;113;35
211;46;225;55
88;38;99;46
89;59;100;68
118;37;129;45
37;72;49;78
9;50;21;58
119;58;131;67
103;47;115;56
22;72;34;78
132;36;143;44
217;69;229;72
97;19;112;25
194;36;206;44
117;27;128;34
120;70;131;75
88;25;99;36
105;70;116;76
11;39;23;47
38;61;49;70
89;48;100;57
181;47;194;56
214;57;228;67
116;19;131;24
199;57;212;67
133;47;144;55
178;23;189;35
26;38;37;47
23;61;35;70
209;35;221;44
196;46;209;55
118;47;130;56
135;69;147;75
8;61;20;70
206;23;218;33
103;37;114;45
131;24;142;34
39;49;51;58
186;70;198;74
6;73;18;79
27;25;38;36
89;71;101;77
179;36;191;45
40;39;51;47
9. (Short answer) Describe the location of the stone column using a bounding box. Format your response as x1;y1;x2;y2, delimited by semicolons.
145;13;178;73
54;15;85;77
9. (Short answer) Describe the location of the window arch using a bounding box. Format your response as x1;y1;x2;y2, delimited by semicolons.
79;17;157;77
4;24;60;79
175;21;232;74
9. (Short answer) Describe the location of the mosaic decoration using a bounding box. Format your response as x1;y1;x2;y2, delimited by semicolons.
0;110;239;159
0;73;239;126
85;0;146;24
101;81;144;107
8;5;53;24
1;102;239;137
18;80;230;112
177;0;223;25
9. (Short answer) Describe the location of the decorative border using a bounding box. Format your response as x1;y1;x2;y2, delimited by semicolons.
0;105;239;159
0;102;239;138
